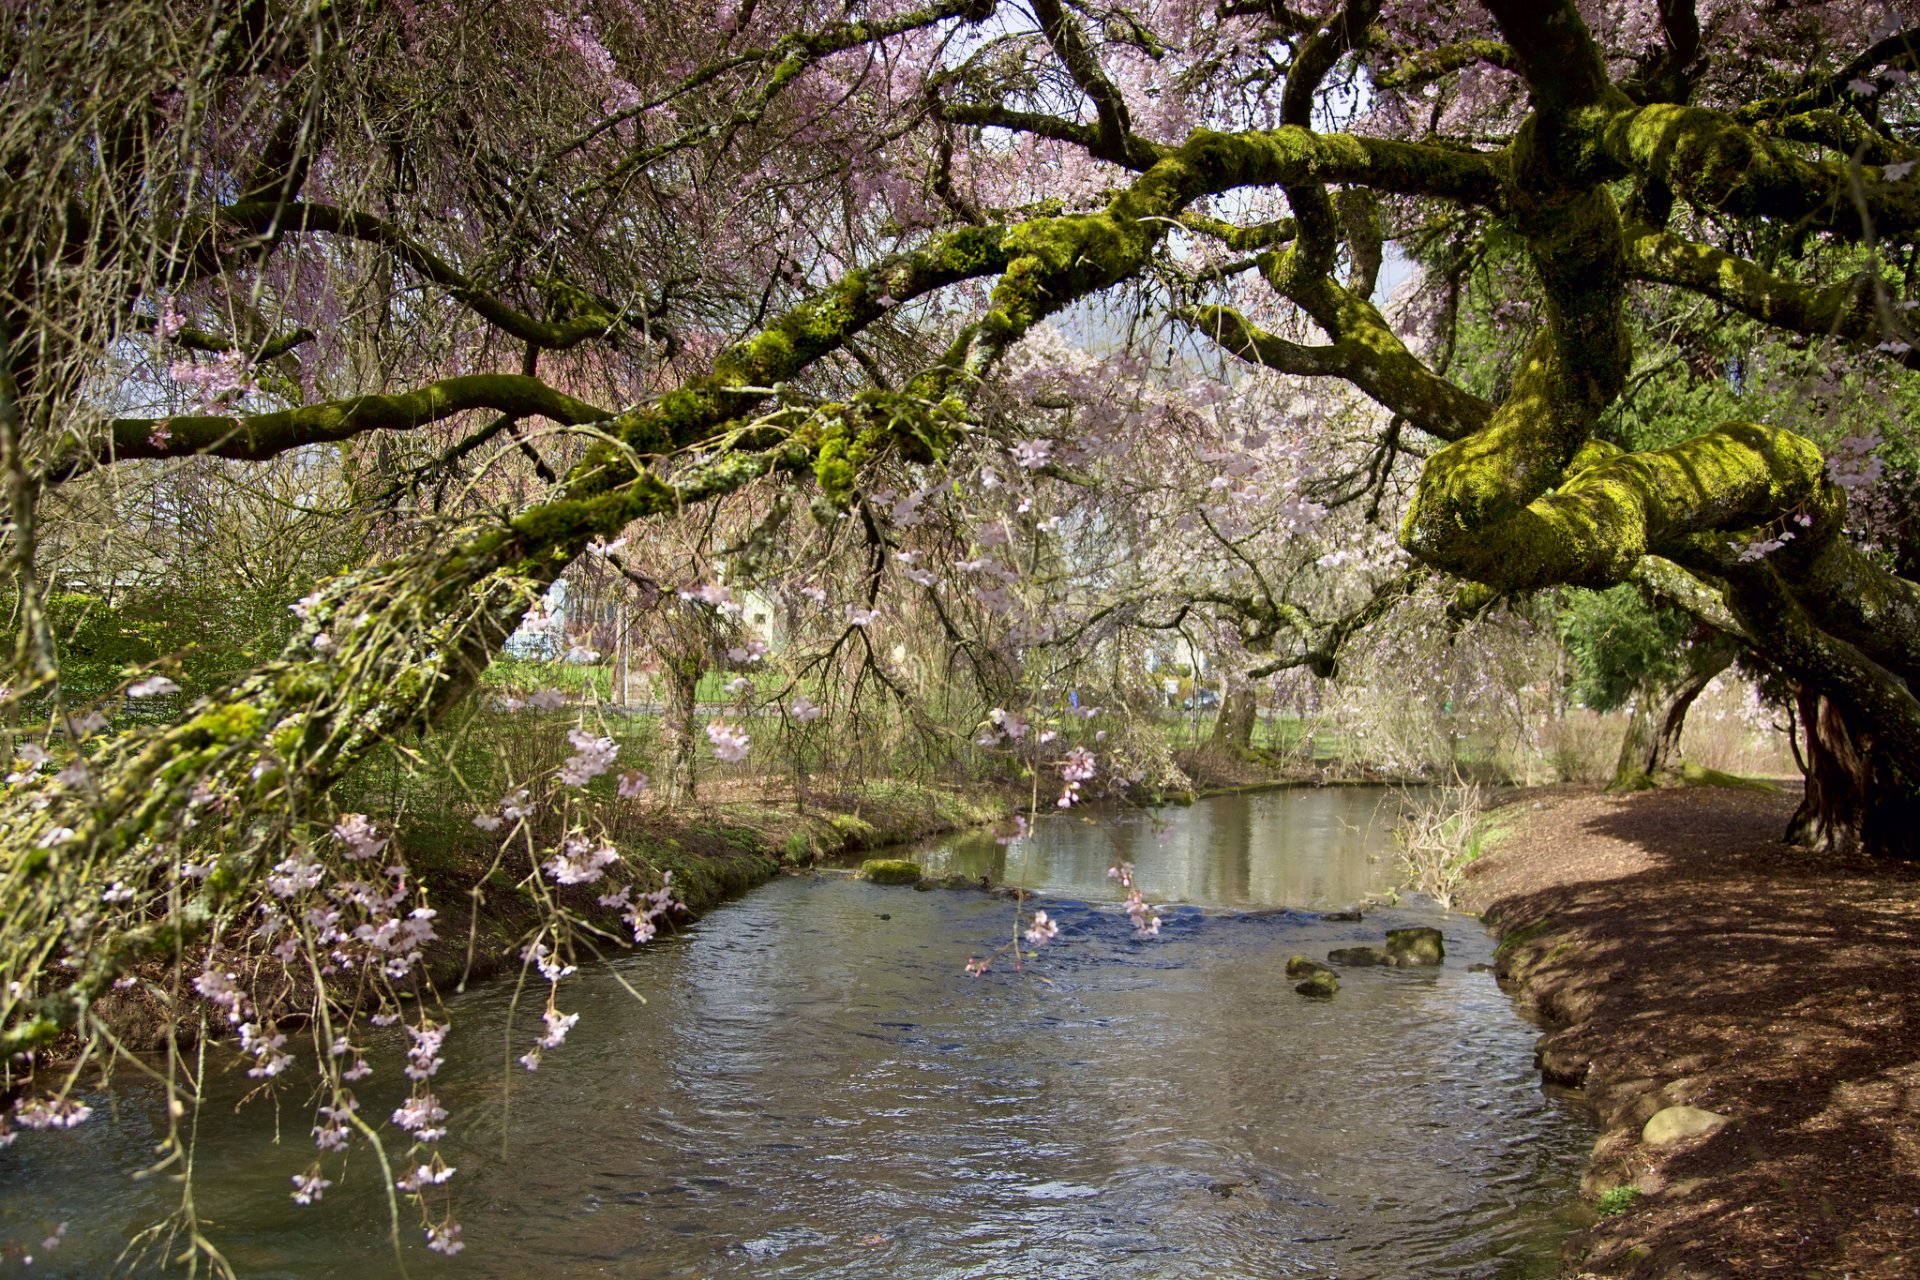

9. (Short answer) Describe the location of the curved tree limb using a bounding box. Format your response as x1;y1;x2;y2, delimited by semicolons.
1182;302;1489;442
214;201;667;351
1623;223;1918;369
1029;0;1159;169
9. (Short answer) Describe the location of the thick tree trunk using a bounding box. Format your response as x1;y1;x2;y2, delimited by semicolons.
1209;675;1257;756
1609;689;1661;791
1645;663;1715;775
661;655;700;806
1609;645;1736;791
1786;690;1920;859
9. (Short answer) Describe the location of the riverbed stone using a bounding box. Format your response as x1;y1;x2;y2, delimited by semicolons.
1386;926;1445;966
1642;1105;1732;1146
860;858;923;886
1294;969;1340;999
1286;955;1335;979
1328;945;1391;966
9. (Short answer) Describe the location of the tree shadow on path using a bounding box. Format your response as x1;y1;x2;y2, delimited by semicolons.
1465;785;1920;1279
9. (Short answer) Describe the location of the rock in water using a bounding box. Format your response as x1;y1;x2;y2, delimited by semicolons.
860;858;923;886
1294;969;1340;999
1642;1105;1731;1145
1328;946;1392;967
1386;926;1444;966
1286;954;1335;979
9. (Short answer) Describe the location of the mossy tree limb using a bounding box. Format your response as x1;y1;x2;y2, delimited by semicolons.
93;375;612;472
1182;301;1489;443
1624;225;1915;369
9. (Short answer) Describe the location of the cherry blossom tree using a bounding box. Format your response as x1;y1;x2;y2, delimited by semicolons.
13;0;1920;1258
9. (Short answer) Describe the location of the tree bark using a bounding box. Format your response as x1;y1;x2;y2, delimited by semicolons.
1609;689;1662;791
1609;646;1735;790
1209;675;1258;756
1787;690;1920;859
660;654;700;806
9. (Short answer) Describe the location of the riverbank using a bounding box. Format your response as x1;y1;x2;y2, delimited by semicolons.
1463;785;1920;1279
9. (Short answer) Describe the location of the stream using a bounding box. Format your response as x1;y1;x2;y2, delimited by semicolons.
0;788;1590;1278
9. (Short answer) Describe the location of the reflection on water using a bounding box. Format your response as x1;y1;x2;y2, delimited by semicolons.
0;790;1587;1279
901;787;1411;909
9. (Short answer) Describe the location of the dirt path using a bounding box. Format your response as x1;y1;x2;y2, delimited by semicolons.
1462;785;1920;1279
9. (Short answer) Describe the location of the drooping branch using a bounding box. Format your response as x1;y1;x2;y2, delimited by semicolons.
0;223;1021;1051
544;0;999;171
1370;39;1518;92
213;202;668;351
562;0;1001;201
1733;24;1920;126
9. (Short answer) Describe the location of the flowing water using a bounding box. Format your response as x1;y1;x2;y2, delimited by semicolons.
0;789;1591;1278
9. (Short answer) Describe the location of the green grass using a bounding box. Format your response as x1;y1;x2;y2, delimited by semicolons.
1679;763;1783;794
1493;916;1555;958
1596;1186;1642;1216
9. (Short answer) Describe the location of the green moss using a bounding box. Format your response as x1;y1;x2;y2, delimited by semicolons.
1494;916;1555;957
186;701;263;744
813;424;856;505
1286;954;1334;979
860;857;923;885
1679;763;1782;794
1294;968;1340;998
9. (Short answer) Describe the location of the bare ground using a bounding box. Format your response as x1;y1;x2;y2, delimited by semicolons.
1463;784;1920;1279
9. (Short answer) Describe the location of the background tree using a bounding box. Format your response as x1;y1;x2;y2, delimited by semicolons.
1558;584;1739;790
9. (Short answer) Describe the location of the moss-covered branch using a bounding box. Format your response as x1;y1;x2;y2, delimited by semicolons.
216;202;663;351
934;101;1139;159
89;374;609;473
1601;104;1920;242
1630;555;1750;642
1182;303;1489;442
933;125;1504;388
1624;224;1917;368
1405;414;1833;591
1370;39;1518;91
1179;212;1298;253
